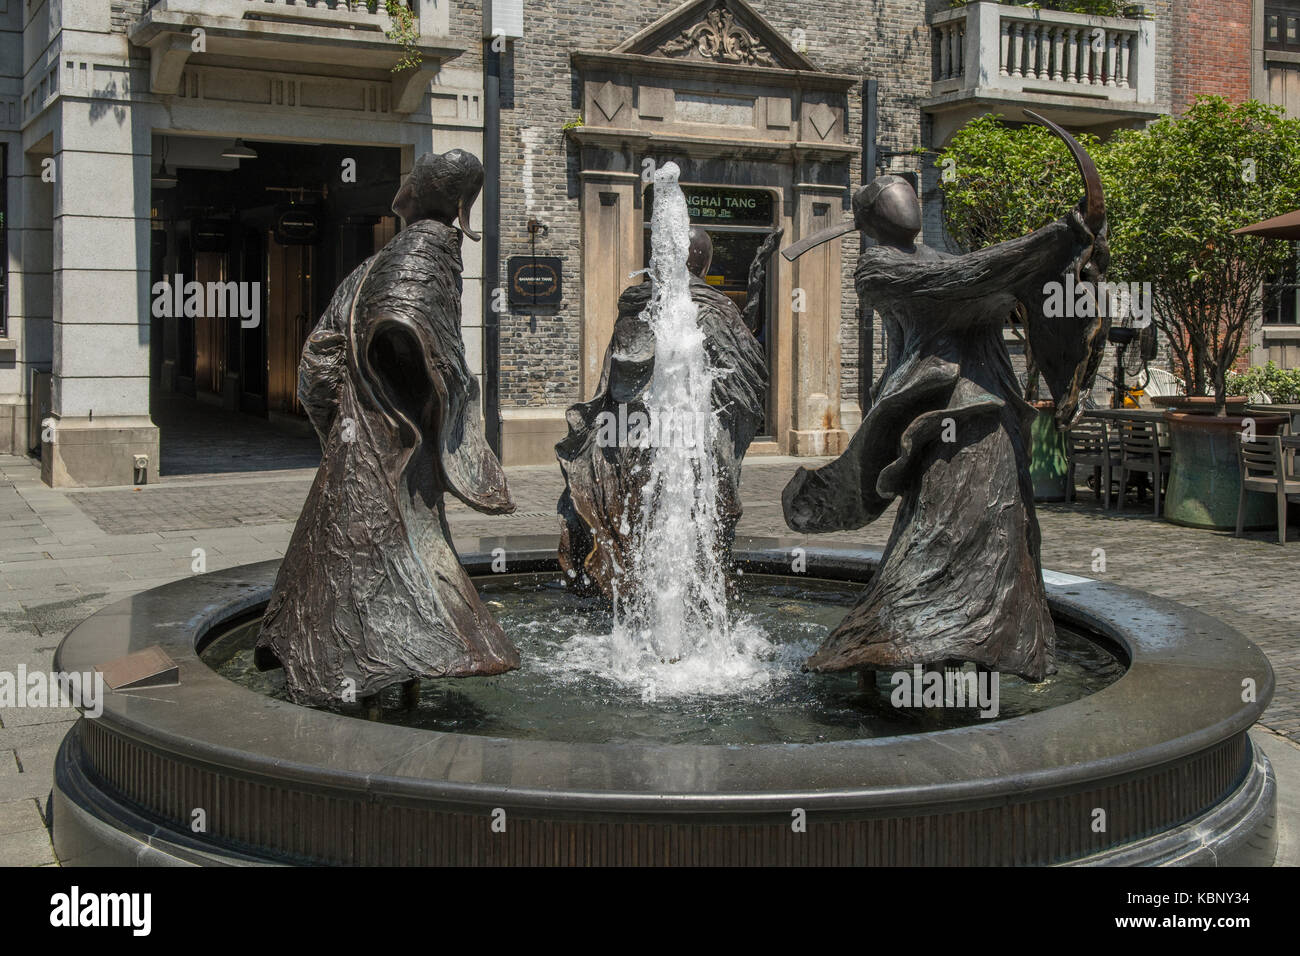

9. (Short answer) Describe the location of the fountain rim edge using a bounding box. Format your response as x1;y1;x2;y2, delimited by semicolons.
50;535;1274;812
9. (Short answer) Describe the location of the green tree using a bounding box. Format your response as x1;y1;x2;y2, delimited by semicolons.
1104;97;1300;413
937;113;1104;250
937;97;1300;415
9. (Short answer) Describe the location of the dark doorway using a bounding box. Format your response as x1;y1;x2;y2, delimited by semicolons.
149;138;401;474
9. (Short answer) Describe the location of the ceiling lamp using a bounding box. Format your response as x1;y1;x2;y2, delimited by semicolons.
152;161;178;189
222;139;258;160
152;137;178;189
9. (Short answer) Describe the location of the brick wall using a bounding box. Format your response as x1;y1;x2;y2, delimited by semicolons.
1170;0;1253;112
495;0;931;411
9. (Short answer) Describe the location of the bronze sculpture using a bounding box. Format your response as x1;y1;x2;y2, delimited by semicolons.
782;113;1109;682
257;149;519;706
556;227;774;599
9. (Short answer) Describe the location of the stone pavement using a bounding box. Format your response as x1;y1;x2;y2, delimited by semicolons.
1;449;1298;865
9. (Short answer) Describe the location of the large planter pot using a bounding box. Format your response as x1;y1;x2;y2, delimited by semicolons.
1029;401;1067;501
1162;411;1289;530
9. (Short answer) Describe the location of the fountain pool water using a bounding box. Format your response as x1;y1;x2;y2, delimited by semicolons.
54;545;1276;866
201;570;1125;745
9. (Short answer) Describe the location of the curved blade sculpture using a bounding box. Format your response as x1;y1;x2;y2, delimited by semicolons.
257;149;519;706
780;114;1108;682
556;227;773;598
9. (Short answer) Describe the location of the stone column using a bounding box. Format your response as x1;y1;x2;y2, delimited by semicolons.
788;183;848;457
41;96;159;487
0;149;55;457
0;0;26;454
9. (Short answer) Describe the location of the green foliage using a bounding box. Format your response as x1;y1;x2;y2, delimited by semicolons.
1104;97;1300;408
937;113;1103;249
936;97;1300;412
1226;361;1300;403
365;0;422;71
385;1;422;72
947;0;1134;17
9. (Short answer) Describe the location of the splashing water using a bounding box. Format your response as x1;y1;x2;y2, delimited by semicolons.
560;162;775;697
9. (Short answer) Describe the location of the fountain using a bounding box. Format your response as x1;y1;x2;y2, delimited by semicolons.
556;163;775;696
49;150;1277;867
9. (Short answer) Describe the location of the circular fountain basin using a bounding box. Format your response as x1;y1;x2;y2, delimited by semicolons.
51;536;1276;866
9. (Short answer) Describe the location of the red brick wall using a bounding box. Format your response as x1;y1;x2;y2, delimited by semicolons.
1171;0;1254;113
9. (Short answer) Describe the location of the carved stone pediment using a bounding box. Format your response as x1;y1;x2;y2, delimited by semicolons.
614;0;818;72
660;5;776;67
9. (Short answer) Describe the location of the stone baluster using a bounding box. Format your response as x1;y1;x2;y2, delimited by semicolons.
1076;29;1091;84
1000;20;1011;77
1010;23;1023;78
1118;33;1131;88
1051;28;1064;81
1028;24;1042;79
1105;30;1118;87
939;25;951;79
1065;28;1078;82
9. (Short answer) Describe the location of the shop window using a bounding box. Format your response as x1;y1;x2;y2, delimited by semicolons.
1263;241;1300;325
1266;1;1300;53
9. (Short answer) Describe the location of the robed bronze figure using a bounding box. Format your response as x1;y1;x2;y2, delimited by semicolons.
257;149;519;705
782;113;1109;682
556;227;774;599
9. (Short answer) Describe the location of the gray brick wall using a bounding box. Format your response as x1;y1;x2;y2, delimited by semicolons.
497;0;1179;412
495;0;935;409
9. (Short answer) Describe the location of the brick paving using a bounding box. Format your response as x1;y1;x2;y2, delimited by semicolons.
1;444;1297;865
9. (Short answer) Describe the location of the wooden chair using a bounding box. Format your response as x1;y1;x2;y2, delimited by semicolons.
1236;435;1300;545
1117;419;1169;516
1066;419;1119;508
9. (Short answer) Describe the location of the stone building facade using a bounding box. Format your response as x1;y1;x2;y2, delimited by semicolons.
1;0;485;484
3;1;1281;485
492;0;1181;464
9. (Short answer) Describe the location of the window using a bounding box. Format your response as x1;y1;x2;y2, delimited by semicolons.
1263;241;1300;325
1265;2;1300;53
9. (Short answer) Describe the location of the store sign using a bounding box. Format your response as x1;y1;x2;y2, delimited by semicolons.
646;185;774;227
507;256;563;307
191;218;232;252
275;207;321;246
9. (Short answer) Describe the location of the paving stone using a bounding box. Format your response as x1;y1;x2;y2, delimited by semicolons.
0;827;56;866
0;798;45;836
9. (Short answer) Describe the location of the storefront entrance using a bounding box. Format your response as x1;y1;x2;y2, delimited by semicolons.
150;138;402;472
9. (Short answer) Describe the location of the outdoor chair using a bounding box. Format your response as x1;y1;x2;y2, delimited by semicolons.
1066;419;1120;508
1117;419;1169;516
1236;435;1300;545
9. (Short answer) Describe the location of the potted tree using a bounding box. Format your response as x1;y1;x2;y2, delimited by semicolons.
1103;97;1300;528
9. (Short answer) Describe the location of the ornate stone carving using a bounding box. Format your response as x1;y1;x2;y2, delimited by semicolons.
659;5;777;67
